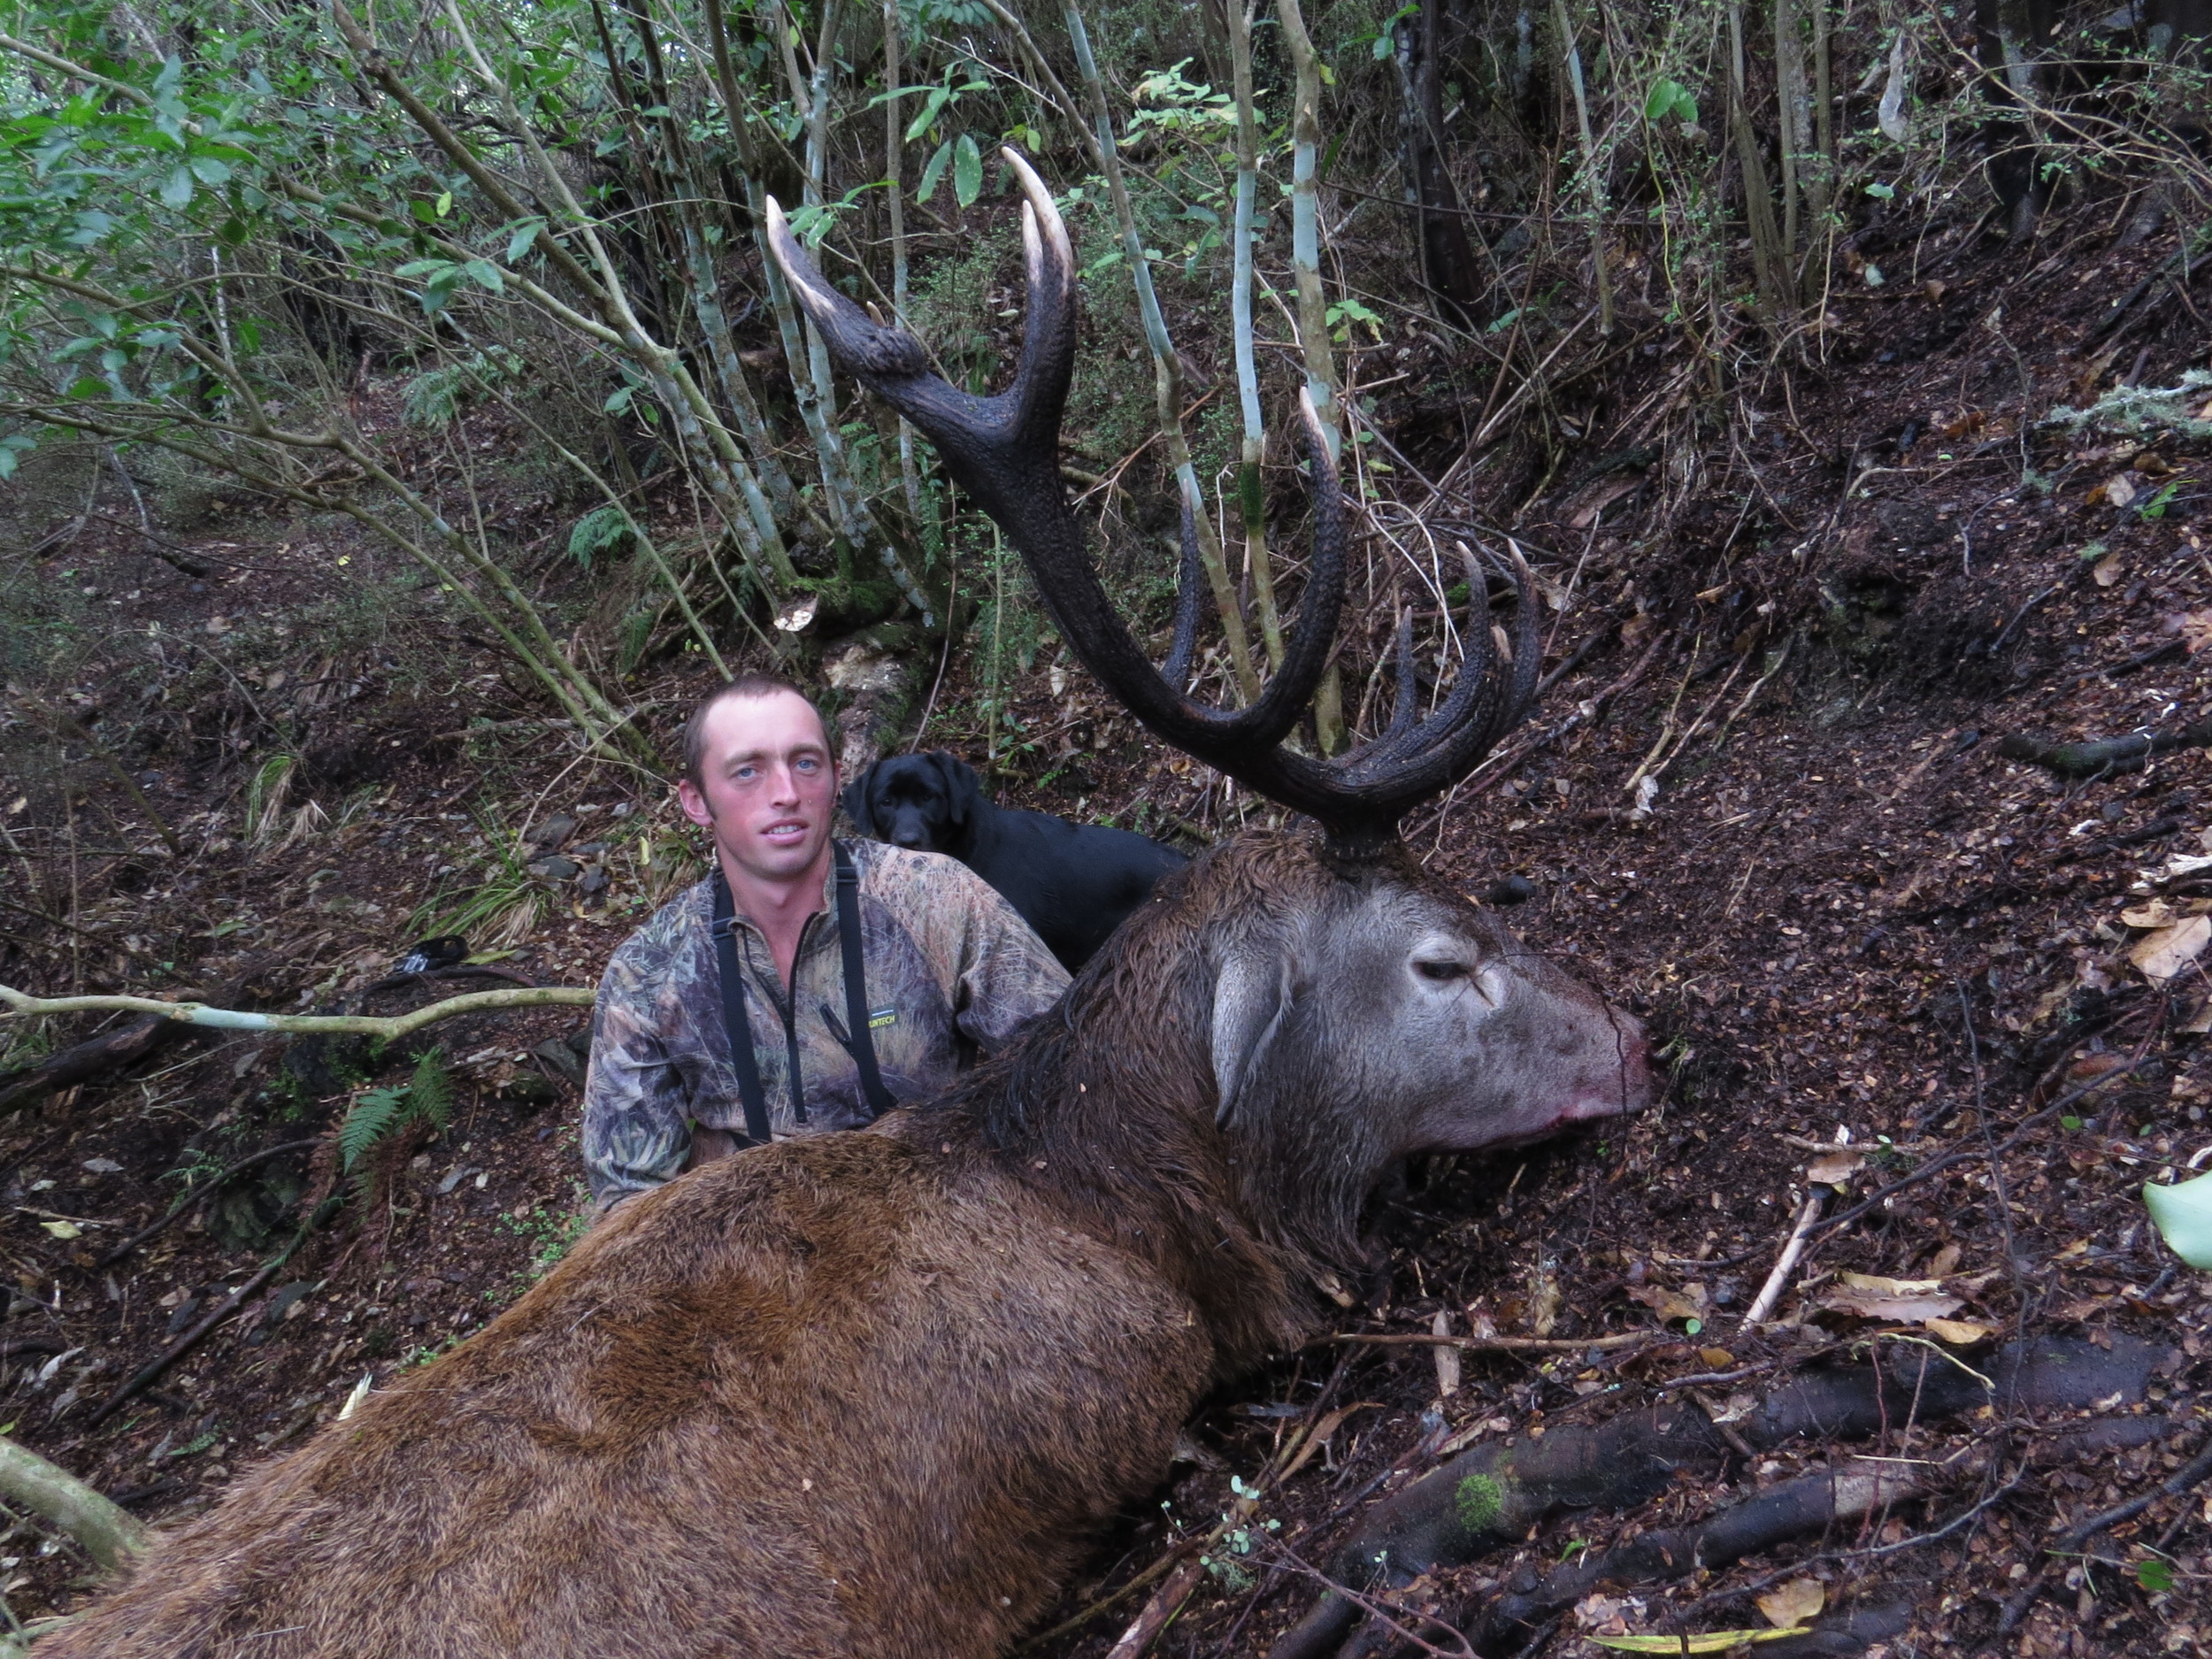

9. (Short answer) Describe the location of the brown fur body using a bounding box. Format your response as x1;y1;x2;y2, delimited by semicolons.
49;834;1644;1659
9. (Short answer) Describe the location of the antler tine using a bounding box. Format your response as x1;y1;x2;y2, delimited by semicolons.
1360;546;1539;790
1384;606;1417;742
1342;546;1496;777
1160;493;1206;690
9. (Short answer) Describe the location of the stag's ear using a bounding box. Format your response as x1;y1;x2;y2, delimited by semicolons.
841;769;877;835
1211;949;1296;1130
933;752;982;830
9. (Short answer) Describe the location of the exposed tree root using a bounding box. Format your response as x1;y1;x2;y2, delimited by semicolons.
1265;1336;2169;1659
0;1436;146;1574
1996;723;2212;780
0;1015;175;1114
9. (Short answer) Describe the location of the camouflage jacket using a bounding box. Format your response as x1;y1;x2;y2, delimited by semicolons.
582;840;1069;1214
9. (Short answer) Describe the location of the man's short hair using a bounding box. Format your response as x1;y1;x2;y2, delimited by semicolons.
680;672;831;787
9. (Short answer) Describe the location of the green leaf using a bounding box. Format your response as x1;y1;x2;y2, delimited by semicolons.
505;219;543;262
1645;77;1698;123
2060;1115;2084;1131
905;83;956;142
236;317;261;353
339;1087;407;1171
917;138;953;204
603;385;634;415
2137;1557;2176;1594
435;191;453;218
160;165;195;209
462;258;504;293
152;55;183;96
405;1052;454;1132
567;503;634;567
1590;1631;1813;1653
2143;1170;2212;1269
953;133;983;209
2137;480;2181;521
411;199;439;223
1864;180;1896;199
188;156;233;186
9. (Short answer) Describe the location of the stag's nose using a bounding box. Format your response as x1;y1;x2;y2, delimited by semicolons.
1559;1010;1652;1124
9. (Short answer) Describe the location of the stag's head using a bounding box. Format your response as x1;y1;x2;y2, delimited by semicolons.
769;156;1650;1250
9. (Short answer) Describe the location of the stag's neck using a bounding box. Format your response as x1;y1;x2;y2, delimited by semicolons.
917;1003;1317;1371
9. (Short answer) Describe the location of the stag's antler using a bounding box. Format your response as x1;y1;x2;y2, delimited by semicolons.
766;150;1535;855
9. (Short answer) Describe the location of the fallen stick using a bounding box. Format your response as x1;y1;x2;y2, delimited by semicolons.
2053;1426;2212;1553
94;1138;321;1270
1742;1192;1824;1327
1325;1330;1658;1354
88;1220;319;1426
0;983;595;1042
1104;1555;1206;1659
1809;1059;2145;1240
0;1435;147;1573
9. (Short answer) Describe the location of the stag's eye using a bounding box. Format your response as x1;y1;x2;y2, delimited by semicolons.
1414;959;1471;983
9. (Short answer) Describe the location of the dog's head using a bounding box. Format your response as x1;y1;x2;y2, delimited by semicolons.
841;751;984;852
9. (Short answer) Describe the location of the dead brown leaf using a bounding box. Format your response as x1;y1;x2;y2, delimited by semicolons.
2131;916;2211;985
1755;1578;1824;1630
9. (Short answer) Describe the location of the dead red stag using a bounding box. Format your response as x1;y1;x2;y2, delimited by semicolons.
43;152;1648;1659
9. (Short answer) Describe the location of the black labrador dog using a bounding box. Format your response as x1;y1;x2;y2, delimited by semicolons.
842;751;1187;971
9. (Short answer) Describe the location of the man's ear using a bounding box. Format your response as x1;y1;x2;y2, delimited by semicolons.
677;777;716;832
933;752;981;830
841;766;877;835
1210;945;1297;1131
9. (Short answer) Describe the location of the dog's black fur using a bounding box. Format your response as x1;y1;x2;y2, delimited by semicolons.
842;752;1187;970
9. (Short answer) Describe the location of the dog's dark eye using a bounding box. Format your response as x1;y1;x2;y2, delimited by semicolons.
1415;959;1471;982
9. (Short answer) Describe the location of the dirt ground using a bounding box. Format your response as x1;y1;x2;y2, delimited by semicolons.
3;192;2209;1656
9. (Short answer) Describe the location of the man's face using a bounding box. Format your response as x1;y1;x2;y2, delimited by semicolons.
677;690;839;889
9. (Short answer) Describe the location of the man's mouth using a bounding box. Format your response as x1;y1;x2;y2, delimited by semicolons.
761;819;810;844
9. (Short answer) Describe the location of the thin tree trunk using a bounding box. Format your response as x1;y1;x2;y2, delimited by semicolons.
883;0;925;531
1271;0;1347;750
1064;1;1259;703
1227;0;1283;672
1554;0;1614;338
1728;0;1787;316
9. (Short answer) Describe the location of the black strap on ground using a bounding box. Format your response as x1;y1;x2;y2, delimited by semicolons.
833;842;896;1121
709;871;774;1148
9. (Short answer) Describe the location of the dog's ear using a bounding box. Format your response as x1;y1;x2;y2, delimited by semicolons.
841;766;878;836
932;752;982;830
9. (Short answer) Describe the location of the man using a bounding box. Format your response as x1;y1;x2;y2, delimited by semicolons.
582;673;1071;1217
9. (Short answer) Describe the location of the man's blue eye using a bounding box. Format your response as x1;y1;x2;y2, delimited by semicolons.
795;757;819;772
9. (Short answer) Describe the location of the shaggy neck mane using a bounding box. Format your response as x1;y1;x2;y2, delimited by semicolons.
906;833;1385;1369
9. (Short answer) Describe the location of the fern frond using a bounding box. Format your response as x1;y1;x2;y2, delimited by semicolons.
339;1087;408;1171
405;1051;454;1133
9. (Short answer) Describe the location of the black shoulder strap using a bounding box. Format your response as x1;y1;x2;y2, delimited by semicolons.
710;872;775;1148
834;842;897;1121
